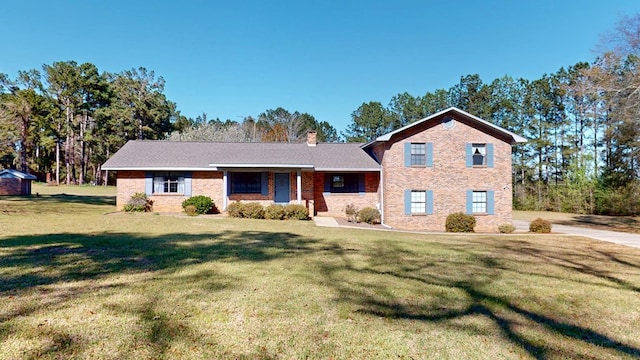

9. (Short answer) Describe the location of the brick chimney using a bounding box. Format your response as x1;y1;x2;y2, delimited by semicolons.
307;130;317;147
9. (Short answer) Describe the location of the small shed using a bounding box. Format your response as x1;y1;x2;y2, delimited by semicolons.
0;169;37;195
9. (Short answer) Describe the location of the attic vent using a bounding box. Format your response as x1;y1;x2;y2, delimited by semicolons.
442;116;456;130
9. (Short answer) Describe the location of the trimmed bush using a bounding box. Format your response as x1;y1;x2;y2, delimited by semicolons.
284;204;309;220
184;205;198;216
529;218;552;233
358;207;381;224
182;195;214;215
123;192;153;212
498;223;516;233
264;204;286;220
445;212;476;232
226;201;244;218
242;202;265;219
345;203;358;222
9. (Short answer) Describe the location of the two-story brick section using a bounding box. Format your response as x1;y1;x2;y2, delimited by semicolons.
102;107;526;231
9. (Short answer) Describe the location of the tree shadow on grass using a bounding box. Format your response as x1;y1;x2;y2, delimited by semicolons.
320;237;640;359
0;229;315;294
0;228;316;359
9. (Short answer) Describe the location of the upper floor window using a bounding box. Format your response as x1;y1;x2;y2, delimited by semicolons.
410;143;426;166
472;144;486;166
153;172;185;194
404;142;433;167
466;143;493;168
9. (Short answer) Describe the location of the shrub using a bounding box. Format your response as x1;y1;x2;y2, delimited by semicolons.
284;204;309;220
264;204;286;220
445;212;476;232
498;223;516;233
182;195;214;215
226;201;244;218
345;203;358;222
184;205;198;216
358;207;381;224
529;218;552;233
123;192;153;212
242;202;265;219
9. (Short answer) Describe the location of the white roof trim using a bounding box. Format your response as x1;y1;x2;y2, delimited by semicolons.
314;168;381;172
371;107;527;144
100;166;219;171
210;163;315;169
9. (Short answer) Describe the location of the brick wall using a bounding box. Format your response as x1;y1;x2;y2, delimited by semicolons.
0;178;22;195
379;115;514;232
116;171;224;212
115;171;146;210
116;170;315;214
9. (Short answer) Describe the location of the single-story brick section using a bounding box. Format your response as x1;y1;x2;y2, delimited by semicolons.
0;169;37;195
102;107;526;231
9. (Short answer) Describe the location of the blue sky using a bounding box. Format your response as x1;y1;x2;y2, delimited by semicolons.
2;1;639;133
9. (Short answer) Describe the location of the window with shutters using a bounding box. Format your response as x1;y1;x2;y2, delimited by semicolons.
472;191;487;213
152;172;185;194
231;172;262;194
328;173;359;193
411;190;426;213
472;144;486;166
410;143;426;166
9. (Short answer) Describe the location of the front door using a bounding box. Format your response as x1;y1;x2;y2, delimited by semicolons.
274;173;290;203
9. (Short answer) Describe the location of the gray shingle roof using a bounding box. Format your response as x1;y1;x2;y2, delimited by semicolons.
102;141;381;171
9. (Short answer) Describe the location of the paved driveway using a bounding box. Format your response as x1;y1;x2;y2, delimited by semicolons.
513;220;640;249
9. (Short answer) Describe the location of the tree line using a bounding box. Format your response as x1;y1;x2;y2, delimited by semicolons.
0;63;339;186
2;14;639;215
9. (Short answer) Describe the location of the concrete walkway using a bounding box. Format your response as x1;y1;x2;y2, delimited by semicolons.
312;216;340;227
314;216;640;250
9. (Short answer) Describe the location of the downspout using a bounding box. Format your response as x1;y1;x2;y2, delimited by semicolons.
296;170;302;204
380;167;391;228
222;170;228;210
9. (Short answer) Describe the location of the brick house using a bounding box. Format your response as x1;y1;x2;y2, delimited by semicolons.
102;107;525;231
0;169;37;195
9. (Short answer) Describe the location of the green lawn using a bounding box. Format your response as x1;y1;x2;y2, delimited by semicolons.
1;190;640;359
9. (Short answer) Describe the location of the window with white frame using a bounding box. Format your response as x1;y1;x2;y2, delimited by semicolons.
472;191;487;213
153;172;185;194
411;190;426;213
410;143;426;166
472;144;486;166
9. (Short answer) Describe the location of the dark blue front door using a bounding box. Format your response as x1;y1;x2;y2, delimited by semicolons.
274;173;290;203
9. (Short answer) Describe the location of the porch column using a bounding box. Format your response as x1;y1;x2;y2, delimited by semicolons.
222;170;228;210
296;170;302;204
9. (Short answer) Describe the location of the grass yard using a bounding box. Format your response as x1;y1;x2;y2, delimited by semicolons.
1;189;640;359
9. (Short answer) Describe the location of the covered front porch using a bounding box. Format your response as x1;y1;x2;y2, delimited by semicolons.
219;167;315;214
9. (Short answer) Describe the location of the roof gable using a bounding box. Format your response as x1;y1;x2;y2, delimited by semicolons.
364;107;526;148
